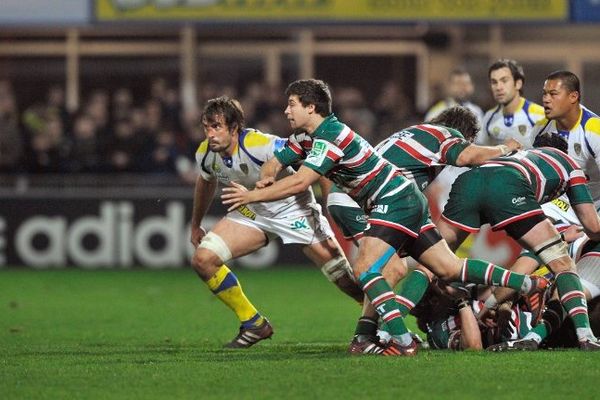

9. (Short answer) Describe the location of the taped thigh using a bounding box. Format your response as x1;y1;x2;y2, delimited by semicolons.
198;231;233;264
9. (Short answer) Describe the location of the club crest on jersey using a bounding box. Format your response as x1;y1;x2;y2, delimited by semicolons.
574;143;582;155
518;125;527;135
240;163;249;174
492;127;501;137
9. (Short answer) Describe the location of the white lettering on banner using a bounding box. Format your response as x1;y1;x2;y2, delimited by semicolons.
16;216;68;267
7;201;279;269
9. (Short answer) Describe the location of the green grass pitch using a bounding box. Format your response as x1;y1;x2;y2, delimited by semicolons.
2;268;600;399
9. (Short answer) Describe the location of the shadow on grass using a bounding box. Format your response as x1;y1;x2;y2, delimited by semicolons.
7;342;351;365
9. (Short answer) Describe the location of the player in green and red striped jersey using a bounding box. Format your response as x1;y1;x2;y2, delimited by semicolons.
326;106;523;352
222;79;547;356
439;136;600;350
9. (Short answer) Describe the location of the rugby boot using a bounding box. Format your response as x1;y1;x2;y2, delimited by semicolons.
526;275;551;297
224;318;274;348
381;338;418;357
486;338;539;352
348;335;387;355
579;337;600;351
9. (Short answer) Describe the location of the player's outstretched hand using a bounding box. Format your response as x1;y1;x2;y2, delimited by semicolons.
256;177;275;189
222;181;251;212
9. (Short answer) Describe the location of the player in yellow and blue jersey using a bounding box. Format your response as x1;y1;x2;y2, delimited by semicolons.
478;59;545;148
531;70;600;206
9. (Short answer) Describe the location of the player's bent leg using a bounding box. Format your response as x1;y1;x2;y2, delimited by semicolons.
518;219;599;348
353;237;417;356
435;217;472;252
191;219;272;348
416;234;542;297
348;254;409;355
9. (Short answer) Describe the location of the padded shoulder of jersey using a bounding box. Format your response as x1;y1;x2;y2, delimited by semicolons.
427;100;448;113
242;129;273;147
584;116;600;136
527;102;545;116
534;117;550;128
196;139;209;156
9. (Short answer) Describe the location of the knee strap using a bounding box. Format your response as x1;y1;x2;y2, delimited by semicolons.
198;232;233;264
533;234;569;265
321;256;355;282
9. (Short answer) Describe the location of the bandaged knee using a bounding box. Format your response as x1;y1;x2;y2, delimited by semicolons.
198;232;233;264
578;255;600;298
321;256;355;283
533;234;569;265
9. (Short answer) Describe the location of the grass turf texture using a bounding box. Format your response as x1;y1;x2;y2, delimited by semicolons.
1;268;600;399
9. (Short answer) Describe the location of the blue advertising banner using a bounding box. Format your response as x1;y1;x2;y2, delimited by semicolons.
571;0;600;22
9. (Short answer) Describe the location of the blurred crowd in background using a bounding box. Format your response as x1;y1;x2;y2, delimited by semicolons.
0;77;422;181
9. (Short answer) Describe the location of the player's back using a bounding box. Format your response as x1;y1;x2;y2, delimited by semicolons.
374;124;469;191
307;114;399;207
483;148;586;204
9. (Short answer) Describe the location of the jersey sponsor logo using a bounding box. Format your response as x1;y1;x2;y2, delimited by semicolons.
551;198;570;212
512;196;526;206
355;214;368;223
372;204;388;214
237;205;256;220
291;216;309;230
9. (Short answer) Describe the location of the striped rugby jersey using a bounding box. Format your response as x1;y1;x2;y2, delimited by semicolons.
478;97;545;148
196;128;317;218
481;147;593;205
374;124;471;192
275;114;406;208
530;105;600;205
